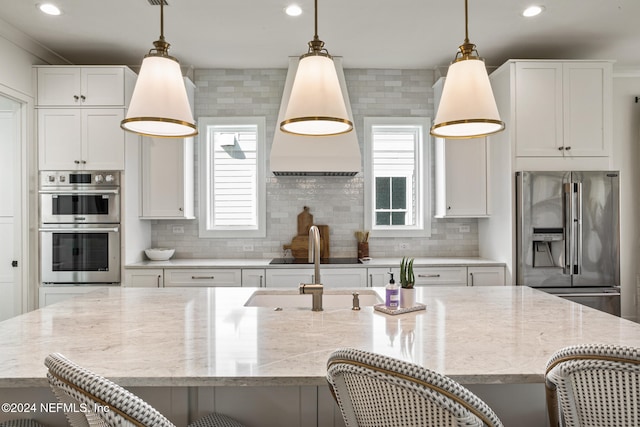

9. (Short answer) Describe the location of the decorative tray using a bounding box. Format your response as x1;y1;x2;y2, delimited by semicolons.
374;303;426;315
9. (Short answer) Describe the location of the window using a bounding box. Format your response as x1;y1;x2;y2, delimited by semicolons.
198;117;266;238
364;117;430;237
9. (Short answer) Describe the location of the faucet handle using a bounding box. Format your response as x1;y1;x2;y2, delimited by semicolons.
352;292;361;311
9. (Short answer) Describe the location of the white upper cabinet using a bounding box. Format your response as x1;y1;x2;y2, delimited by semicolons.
433;77;489;218
513;61;612;158
36;67;127;107
38;108;125;170
434;137;488;218
35;66;135;171
140;136;195;219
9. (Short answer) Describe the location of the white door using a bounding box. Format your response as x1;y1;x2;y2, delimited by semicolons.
0;95;22;321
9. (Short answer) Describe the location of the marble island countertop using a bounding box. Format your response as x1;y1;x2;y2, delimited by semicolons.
1;286;639;389
125;256;505;268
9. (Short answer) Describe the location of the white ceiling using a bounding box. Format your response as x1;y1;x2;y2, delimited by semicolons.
0;0;638;71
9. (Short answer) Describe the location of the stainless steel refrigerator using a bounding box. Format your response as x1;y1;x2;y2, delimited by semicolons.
516;171;620;316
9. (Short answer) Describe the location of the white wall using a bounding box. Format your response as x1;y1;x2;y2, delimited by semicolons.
612;70;640;321
0;22;66;313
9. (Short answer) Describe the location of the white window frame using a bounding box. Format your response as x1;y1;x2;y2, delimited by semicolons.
364;117;431;237
198;116;266;238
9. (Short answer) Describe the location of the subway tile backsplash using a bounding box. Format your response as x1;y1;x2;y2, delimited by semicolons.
151;68;479;259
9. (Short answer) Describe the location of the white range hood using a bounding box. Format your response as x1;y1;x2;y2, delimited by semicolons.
270;57;361;176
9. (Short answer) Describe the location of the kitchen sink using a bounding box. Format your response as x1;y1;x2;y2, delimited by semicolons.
244;289;382;309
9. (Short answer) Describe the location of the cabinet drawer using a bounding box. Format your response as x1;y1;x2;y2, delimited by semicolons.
413;267;467;286
164;269;242;287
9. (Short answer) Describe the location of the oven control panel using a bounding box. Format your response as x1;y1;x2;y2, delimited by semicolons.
40;171;120;187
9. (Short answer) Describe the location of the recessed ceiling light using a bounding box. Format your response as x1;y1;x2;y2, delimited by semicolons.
522;5;544;17
38;3;62;16
285;4;302;17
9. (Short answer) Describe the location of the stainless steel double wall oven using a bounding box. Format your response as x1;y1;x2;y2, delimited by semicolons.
40;171;121;285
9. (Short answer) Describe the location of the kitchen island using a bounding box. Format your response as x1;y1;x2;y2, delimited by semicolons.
2;286;639;426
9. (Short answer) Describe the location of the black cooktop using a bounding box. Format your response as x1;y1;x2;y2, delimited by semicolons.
269;258;361;265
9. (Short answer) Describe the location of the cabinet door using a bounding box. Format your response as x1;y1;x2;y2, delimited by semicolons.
367;267;400;287
81;68;125;106
413;267;467;286
435;138;488;217
38;109;82;170
321;268;368;288
140;137;195;219
265;269;313;288
39;286;107;308
164;269;242;287
562;63;610;157
82;109;125;170
242;269;265;287
467;266;506;286
124;269;164;288
37;67;82;106
514;62;563;157
37;67;125;106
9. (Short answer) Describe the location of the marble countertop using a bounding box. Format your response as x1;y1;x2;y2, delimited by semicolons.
126;257;505;269
2;286;638;388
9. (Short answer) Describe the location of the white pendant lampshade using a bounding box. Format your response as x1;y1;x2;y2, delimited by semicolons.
431;57;504;138
121;1;197;138
279;0;353;137
281;54;352;136
430;0;504;139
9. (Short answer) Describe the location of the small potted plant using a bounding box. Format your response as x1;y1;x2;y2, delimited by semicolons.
399;256;415;308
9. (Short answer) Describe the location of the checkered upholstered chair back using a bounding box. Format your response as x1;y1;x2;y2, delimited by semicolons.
326;348;504;427
45;353;245;427
545;344;640;427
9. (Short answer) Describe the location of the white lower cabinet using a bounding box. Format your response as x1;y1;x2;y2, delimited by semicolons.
242;269;266;287
413;267;468;287
123;269;164;288
265;268;367;288
367;267;400;287
467;266;506;286
265;269;313;288
163;269;242;287
39;286;108;308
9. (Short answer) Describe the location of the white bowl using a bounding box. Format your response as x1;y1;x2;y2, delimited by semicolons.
145;248;175;261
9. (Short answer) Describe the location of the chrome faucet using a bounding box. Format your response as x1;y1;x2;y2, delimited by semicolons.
299;225;323;311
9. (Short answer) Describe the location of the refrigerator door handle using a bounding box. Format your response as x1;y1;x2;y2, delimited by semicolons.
563;182;573;275
575;182;583;275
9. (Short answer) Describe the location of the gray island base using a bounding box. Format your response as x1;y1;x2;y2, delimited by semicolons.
1;286;639;426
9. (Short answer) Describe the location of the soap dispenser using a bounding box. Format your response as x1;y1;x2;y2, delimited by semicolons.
385;272;399;310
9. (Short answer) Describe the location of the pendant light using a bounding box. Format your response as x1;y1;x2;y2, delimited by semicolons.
431;0;504;139
280;0;353;136
121;0;197;138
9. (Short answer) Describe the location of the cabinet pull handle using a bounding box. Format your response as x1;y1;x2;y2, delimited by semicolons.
191;276;214;280
259;275;263;287
80;95;86;101
418;274;440;278
369;274;373;287
157;275;162;287
81;160;87;164
73;95;79;101
558;146;564;151
179;207;183;211
74;160;80;164
564;146;571;151
469;272;474;286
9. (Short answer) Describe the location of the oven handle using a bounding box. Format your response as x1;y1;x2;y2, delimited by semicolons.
39;189;119;195
39;227;120;233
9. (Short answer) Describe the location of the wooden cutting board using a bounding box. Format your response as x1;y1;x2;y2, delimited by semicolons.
283;224;330;259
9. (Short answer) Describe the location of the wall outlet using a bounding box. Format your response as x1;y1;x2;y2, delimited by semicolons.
243;245;254;252
398;242;409;250
459;225;470;233
172;226;184;234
